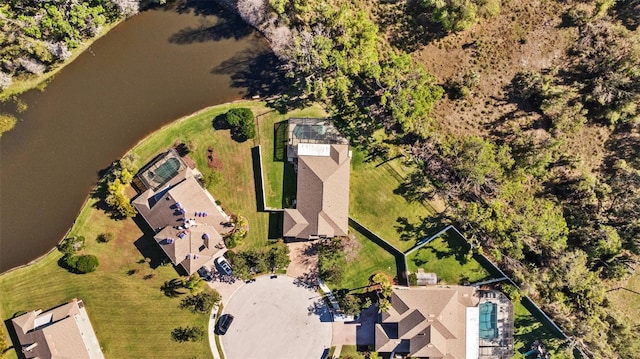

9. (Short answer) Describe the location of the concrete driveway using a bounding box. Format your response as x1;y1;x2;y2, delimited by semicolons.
220;275;332;359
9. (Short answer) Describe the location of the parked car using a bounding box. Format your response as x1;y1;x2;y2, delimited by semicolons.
216;314;234;335
215;256;233;276
197;266;213;281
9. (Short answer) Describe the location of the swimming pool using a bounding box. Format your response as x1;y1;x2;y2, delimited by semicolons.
146;157;181;186
479;302;498;340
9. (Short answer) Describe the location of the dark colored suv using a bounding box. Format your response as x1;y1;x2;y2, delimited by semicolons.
216;314;234;335
197;266;213;281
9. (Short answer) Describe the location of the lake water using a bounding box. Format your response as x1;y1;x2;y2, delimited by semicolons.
0;3;272;272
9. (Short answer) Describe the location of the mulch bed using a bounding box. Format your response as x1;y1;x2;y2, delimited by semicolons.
207;146;223;170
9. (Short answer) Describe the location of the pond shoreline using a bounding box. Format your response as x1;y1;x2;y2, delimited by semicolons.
0;19;126;101
0;6;272;273
0;100;247;276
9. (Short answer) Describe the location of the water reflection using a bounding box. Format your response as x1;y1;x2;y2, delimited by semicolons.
0;5;271;272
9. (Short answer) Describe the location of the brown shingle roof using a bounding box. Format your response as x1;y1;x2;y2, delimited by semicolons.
283;144;350;239
375;286;479;359
133;173;230;275
11;299;104;359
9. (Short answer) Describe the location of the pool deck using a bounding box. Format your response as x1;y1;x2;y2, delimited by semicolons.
478;291;514;353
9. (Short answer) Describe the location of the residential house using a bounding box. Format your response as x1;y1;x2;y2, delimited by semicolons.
283;118;351;240
132;149;231;275
11;298;104;359
375;286;514;359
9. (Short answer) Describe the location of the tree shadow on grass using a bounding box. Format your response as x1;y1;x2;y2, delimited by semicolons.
160;278;187;298
211;113;251;142
90;161;137;221
394;215;444;244
442;232;472;264
411;247;433;268
212;113;229;131
90;163;123;220
409;232;471;268
514;298;567;355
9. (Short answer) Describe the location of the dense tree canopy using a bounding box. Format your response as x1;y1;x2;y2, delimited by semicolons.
0;0;127;91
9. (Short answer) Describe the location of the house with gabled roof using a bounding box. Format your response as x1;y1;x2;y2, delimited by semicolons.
11;298;104;359
375;286;514;359
283;118;351;240
132;149;231;275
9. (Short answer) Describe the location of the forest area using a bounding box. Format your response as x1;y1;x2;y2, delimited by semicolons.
230;0;640;357
0;0;639;357
0;0;131;91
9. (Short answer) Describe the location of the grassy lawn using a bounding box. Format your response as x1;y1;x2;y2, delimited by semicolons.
0;200;211;359
349;147;440;252
332;227;398;292
339;345;365;359
512;295;572;358
606;272;640;328
406;232;494;284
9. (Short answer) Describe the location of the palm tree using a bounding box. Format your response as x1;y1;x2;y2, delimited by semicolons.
161;278;186;297
183;275;205;294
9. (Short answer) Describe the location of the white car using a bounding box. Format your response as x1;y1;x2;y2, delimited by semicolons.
215;256;233;276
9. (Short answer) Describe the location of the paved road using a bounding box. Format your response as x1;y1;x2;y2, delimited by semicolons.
220;275;332;359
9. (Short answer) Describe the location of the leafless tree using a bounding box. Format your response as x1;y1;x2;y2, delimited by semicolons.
0;72;12;91
18;58;46;75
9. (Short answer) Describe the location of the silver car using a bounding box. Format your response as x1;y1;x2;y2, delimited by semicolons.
215;256;233;276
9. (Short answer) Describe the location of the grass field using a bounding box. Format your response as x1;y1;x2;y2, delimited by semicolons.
332;227;397;292
0;199;211;359
606;272;640;328
406;233;493;284
349;147;440;252
512;296;572;358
